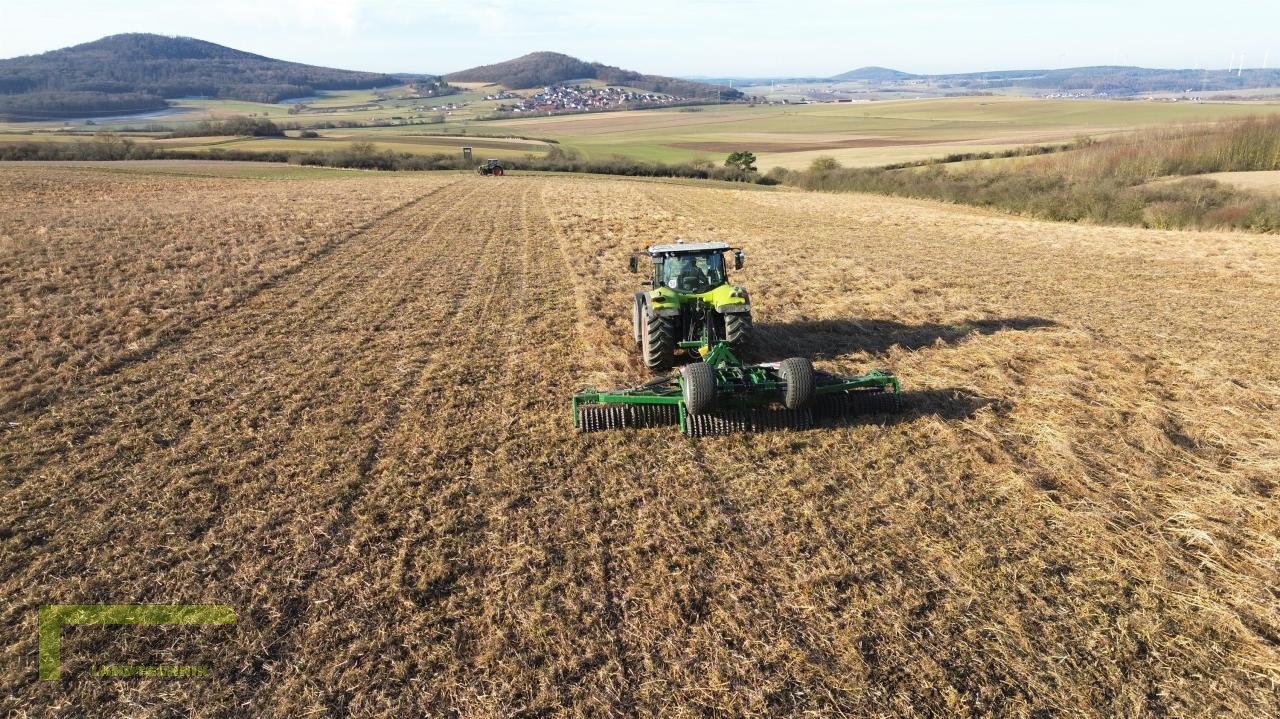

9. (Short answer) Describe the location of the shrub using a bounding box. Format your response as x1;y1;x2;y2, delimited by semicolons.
809;156;842;172
774;115;1280;233
170;116;284;138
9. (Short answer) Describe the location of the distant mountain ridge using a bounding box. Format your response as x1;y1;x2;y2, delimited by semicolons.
832;64;1280;94
447;52;742;100
692;65;1280;96
0;33;405;119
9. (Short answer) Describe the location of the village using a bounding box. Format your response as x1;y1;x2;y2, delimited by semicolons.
492;84;685;113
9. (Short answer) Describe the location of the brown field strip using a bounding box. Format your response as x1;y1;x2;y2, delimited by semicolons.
2;168;1278;716
672;138;937;153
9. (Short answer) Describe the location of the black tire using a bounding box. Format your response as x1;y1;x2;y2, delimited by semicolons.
642;312;674;370
681;362;716;414
779;357;815;410
632;293;646;346
725;311;752;348
493;166;504;176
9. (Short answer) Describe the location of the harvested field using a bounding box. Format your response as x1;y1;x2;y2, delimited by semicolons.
1183;170;1280;197
2;165;1279;717
671;138;937;153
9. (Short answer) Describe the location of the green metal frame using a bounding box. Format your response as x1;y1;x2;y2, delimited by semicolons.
578;290;899;433
572;340;900;433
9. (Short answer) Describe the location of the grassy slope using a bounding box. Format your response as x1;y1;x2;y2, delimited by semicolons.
782;116;1280;232
1181;170;1280;195
479;96;1280;167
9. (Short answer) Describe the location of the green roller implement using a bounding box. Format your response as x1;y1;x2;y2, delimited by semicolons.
573;244;904;436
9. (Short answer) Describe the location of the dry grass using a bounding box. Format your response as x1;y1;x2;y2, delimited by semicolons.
1;166;1278;717
0;167;451;421
782;117;1280;232
1173;170;1280;197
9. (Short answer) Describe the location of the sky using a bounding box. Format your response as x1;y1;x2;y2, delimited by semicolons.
1;0;1277;77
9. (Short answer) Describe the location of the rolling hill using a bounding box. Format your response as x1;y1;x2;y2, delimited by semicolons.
0;33;405;119
831;66;919;82
446;51;742;100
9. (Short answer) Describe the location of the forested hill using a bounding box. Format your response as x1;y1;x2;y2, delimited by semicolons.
0;34;403;119
447;52;742;100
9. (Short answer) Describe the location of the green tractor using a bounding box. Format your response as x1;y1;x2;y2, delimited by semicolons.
571;241;904;436
629;241;751;370
477;159;506;176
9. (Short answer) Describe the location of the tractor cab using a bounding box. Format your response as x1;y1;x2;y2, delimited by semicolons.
629;241;744;293
657;249;727;294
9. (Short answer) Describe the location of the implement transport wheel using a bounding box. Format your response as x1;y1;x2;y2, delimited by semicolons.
725;311;752;348
778;357;815;410
681;362;716;415
642;311;674;371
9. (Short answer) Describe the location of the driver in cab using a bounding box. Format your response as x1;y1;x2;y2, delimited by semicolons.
668;256;709;291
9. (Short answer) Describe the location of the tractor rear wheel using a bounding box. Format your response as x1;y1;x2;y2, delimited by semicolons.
725;311;752;348
642;312;674;370
681;362;716;414
493;166;504;176
779;357;814;410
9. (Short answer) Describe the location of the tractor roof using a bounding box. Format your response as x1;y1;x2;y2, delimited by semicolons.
646;241;731;255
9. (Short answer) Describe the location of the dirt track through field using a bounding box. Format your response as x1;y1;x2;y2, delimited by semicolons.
3;171;1279;717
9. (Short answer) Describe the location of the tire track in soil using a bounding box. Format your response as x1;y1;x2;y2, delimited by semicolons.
536;181;643;718
539;180;645;716
0;179;501;706
272;178;638;716
2;178;488;547
233;180;520;698
235;179;550;711
1;180;483;483
4;178;465;424
263;182;530;714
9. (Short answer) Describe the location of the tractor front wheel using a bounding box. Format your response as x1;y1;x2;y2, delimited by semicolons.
779;357;814;410
642;311;674;370
681;362;716;414
725;311;752;348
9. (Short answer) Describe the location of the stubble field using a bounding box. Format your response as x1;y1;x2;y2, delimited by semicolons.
1;164;1278;717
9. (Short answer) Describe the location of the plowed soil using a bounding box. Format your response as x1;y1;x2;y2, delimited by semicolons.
2;165;1278;717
